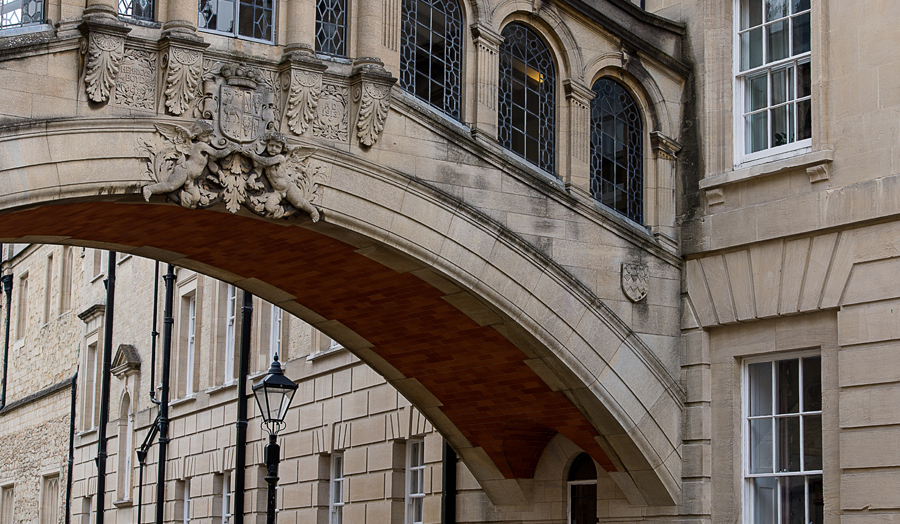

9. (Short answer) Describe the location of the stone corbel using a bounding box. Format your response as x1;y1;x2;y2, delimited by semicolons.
351;58;397;147
280;45;328;136
807;163;830;183
80;5;131;104
159;33;209;116
650;131;682;161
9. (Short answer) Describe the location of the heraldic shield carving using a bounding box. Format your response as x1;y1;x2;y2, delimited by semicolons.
137;64;326;222
621;263;649;303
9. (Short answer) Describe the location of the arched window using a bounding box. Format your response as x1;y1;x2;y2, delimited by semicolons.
590;78;643;223
315;0;347;56
499;23;556;173
399;0;462;119
567;453;597;524
117;393;134;502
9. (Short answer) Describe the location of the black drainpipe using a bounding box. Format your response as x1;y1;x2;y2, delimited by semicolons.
149;261;160;405
234;290;253;524
65;370;78;524
95;252;116;524
441;442;457;524
0;271;11;411
155;264;175;524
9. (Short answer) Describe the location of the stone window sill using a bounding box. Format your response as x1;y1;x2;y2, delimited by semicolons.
113;499;133;508
701;149;833;206
307;346;345;361
0;23;52;39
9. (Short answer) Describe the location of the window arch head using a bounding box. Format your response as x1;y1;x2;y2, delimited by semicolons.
567;453;597;524
590;77;643;224
400;0;463;119
499;23;556;173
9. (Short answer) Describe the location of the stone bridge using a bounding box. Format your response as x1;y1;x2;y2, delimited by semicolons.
0;0;686;509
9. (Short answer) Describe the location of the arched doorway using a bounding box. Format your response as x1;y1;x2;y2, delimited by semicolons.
567;453;597;524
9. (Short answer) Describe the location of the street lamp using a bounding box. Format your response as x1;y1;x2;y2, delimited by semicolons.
252;355;298;524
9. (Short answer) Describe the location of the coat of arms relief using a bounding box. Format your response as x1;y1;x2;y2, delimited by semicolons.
134;54;396;222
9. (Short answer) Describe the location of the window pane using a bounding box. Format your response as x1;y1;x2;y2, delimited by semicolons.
752;477;778;524
792;13;811;55
803;356;821;411
747;74;768;112
777;359;800;414
747;112;768;153
781;475;806;524
771;104;790;146
797;60;811;98
750;418;774;474
808;475;824;524
804;414;822;470
792;0;809;13
771;65;793;105
749;362;773;416
767;20;789;63
741;28;764;71
766;0;787;21
741;0;763;29
777;416;801;472
797;99;811;140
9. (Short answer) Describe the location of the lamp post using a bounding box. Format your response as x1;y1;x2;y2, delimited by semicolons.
252;355;298;524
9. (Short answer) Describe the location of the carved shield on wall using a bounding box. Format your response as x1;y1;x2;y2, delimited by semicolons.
621;263;649;303
219;85;272;143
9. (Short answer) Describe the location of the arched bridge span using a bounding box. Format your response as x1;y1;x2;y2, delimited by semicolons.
0;117;681;507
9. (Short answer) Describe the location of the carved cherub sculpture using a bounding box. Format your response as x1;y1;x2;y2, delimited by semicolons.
244;132;321;222
142;120;235;205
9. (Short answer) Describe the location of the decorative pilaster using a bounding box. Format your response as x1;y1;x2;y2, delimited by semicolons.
351;58;397;147
470;23;503;141
563;79;595;187
284;0;317;50
80;4;131;104
649;131;682;246
159;33;209;116
280;47;328;137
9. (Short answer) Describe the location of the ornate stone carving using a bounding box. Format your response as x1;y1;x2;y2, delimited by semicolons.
355;81;391;147
621;263;649;303
163;46;204;115
313;84;350;141
80;7;131;104
285;70;322;135
114;48;157;110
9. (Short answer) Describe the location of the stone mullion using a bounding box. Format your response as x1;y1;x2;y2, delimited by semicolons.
470;23;502;142
563;79;594;188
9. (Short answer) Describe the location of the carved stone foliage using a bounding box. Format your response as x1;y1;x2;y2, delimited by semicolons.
355;81;392;147
285;70;322;135
621;263;649;303
163;46;203;115
114;48;156;110
313;84;350;141
82;30;128;103
137;64;328;222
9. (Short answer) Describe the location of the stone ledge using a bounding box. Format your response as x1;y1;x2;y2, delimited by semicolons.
0;375;74;416
700;148;834;191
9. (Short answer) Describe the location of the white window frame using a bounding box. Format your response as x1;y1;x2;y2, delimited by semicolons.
269;303;282;362
186;293;197;395
183;480;191;524
0;483;14;524
43;252;53;324
732;0;812;167
329;453;344;524
405;439;426;524
40;474;59;524
224;284;237;384
197;0;277;44
222;472;232;524
742;350;823;524
16;273;28;340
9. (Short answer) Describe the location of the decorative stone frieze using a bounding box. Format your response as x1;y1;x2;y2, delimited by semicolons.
114;47;157;110
80;5;131;104
350;58;397;147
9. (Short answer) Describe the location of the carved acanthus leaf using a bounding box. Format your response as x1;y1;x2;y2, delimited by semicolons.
164;47;203;115
84;32;125;103
356;82;391;147
286;70;322;135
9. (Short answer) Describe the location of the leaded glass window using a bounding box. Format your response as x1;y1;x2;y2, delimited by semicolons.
119;0;153;21
590;78;643;223
0;0;44;29
499;23;556;173
737;0;811;157
198;0;273;43
315;0;346;57
399;0;462;120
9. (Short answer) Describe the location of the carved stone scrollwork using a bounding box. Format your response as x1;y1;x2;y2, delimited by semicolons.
137;63;327;222
161;35;209;116
114;48;157;110
351;58;397;147
80;5;131;104
280;50;328;136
